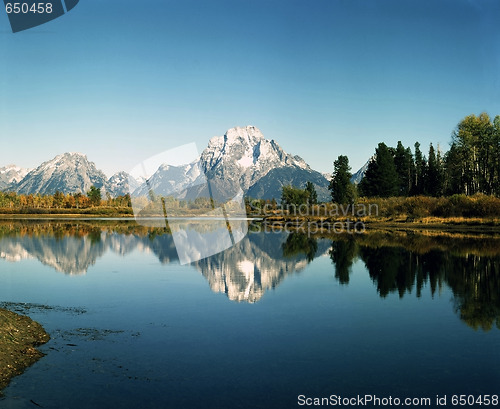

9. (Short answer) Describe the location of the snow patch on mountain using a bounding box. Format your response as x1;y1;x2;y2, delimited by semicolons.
0;165;30;191
106;172;139;197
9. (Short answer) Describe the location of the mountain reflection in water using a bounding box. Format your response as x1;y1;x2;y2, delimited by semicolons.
0;221;499;330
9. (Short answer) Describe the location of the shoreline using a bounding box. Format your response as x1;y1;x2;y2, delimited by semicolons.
0;213;499;232
0;308;50;392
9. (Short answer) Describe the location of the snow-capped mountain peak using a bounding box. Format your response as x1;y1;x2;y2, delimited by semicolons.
139;125;329;201
0;165;30;191
106;171;139;197
201;126;311;179
15;153;107;195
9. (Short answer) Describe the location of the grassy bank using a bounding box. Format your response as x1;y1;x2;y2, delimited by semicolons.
1;194;500;228
353;194;500;228
0;309;50;392
357;194;500;219
259;194;500;228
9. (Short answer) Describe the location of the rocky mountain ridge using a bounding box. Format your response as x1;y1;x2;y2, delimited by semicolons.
0;165;30;191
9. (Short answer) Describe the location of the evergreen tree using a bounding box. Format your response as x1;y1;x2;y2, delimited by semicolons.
436;145;445;194
426;144;443;196
305;181;318;205
444;144;462;195
359;143;398;197
406;147;416;195
359;158;378;197
412;142;427;195
329;155;355;204
375;143;399;197
394;141;412;196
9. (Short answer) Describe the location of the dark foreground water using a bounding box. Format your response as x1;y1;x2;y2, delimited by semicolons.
0;221;499;408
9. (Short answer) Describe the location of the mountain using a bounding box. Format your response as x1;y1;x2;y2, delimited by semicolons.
0;165;29;191
139;126;330;201
202;126;330;201
106;171;140;197
247;166;330;201
15;153;107;195
201;126;309;188
350;158;372;185
132;162;202;198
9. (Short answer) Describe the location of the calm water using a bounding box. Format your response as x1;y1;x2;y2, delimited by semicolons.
0;221;499;409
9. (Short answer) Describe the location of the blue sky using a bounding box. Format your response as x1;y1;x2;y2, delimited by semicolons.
1;0;499;177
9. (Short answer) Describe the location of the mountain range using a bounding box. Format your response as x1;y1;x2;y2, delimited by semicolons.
0;126;366;200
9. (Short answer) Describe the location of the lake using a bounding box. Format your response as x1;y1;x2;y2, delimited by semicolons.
0;220;499;408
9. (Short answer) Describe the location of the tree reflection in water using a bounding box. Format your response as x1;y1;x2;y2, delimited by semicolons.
328;231;500;331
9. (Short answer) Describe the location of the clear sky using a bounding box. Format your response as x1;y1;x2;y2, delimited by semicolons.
0;0;499;177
